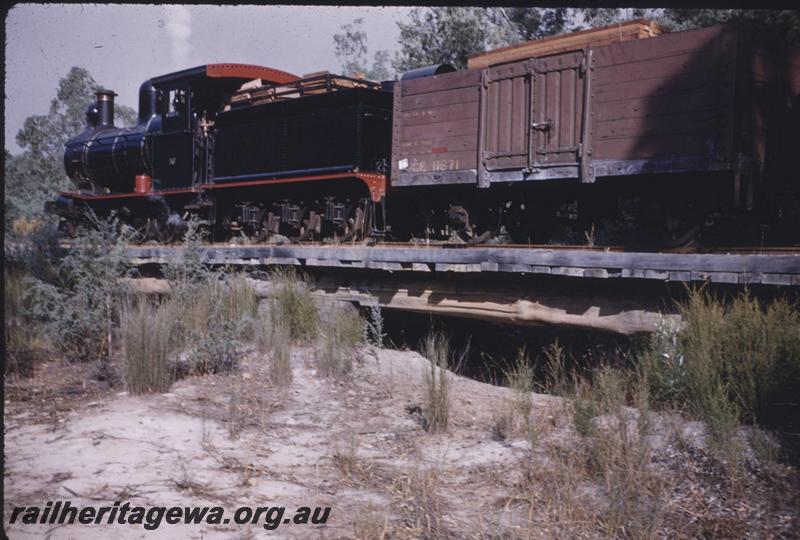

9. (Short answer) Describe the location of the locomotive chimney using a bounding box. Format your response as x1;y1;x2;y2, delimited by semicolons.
96;89;117;127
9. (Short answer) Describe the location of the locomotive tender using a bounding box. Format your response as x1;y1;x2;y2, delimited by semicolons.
51;22;800;248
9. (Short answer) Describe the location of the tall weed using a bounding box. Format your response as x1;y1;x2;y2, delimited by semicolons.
316;309;364;379
271;268;318;343
422;332;452;433
121;297;179;394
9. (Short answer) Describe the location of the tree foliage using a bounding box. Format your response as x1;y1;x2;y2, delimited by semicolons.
661;9;800;45
392;7;491;72
486;7;571;45
5;67;136;224
383;7;800;75
333;17;391;81
577;8;800;46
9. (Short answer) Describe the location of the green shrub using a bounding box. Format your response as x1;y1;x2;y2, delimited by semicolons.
162;218;211;295
641;289;800;445
4;218;61;282
5;270;42;377
190;303;241;375
25;215;135;361
639;315;686;406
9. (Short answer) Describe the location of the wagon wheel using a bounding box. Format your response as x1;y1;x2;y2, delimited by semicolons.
447;205;501;245
638;198;706;251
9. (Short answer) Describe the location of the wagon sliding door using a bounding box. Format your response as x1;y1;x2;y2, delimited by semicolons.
479;51;588;184
481;61;531;174
529;52;587;179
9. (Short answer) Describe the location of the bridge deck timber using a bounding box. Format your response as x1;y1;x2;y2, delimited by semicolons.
123;244;800;335
127;244;800;286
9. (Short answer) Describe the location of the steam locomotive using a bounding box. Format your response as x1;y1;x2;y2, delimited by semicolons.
49;23;800;248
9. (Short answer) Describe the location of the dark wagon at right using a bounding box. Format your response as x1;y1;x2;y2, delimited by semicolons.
389;22;800;247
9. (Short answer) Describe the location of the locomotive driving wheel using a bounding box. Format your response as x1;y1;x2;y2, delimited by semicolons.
326;200;368;243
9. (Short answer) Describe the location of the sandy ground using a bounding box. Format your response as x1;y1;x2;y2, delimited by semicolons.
5;345;799;539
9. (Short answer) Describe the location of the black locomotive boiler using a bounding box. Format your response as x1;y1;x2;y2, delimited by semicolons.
50;22;800;248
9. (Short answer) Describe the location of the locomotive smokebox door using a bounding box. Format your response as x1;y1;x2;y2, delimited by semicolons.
151;85;196;189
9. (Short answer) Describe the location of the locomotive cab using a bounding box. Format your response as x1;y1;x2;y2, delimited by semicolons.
141;64;301;191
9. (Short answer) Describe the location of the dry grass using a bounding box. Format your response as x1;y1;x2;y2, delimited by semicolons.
254;303;294;388
316;309;364;379
255;303;274;353
174;274;257;340
269;319;294;388
169;274;259;375
225;375;250;440
504;348;535;433
363;304;386;347
392;467;448;539
520;441;595;537
271;268;319;343
513;365;667;538
353;507;391;540
422;332;451;434
221;273;259;338
587;376;665;538
10;217;44;237
218;367;281;439
120;297;179;394
543;339;570;396
331;436;359;480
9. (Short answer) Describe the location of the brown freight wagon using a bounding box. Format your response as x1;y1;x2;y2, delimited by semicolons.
390;23;800;246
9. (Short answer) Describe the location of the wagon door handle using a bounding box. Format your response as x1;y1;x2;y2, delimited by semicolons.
530;121;551;131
